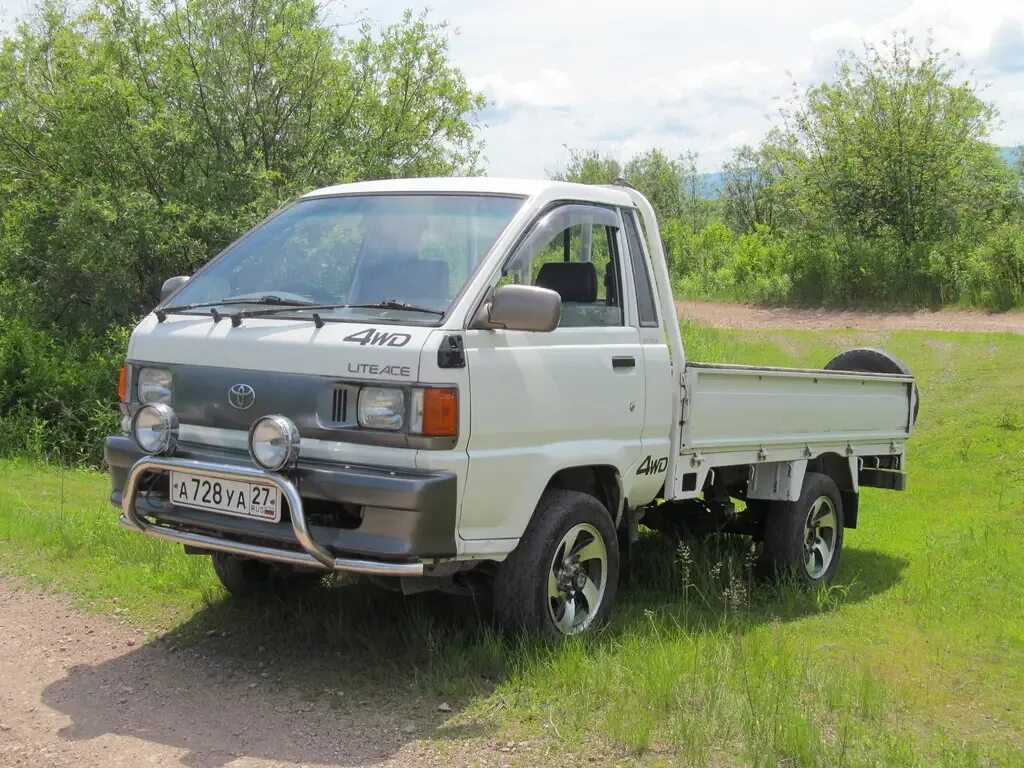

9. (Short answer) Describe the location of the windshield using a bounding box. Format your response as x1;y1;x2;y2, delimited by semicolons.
167;194;524;323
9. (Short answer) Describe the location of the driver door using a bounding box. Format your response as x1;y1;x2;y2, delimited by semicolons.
459;204;646;542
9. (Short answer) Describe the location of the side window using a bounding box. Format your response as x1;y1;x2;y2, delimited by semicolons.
622;209;659;327
503;205;623;327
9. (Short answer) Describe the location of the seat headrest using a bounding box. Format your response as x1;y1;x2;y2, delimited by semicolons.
535;262;598;303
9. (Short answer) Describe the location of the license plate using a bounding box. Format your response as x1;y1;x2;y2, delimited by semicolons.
169;471;282;523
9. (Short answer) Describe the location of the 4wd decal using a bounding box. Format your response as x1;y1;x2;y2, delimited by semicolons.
637;455;668;476
343;328;412;347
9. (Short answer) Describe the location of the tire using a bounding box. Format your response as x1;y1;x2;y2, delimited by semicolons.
493;490;619;638
210;554;324;598
761;472;844;587
211;553;273;599
824;347;919;424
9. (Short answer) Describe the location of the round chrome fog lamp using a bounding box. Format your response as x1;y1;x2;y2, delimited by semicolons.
248;415;300;471
132;403;179;454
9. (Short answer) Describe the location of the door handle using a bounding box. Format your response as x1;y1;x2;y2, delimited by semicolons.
612;356;636;369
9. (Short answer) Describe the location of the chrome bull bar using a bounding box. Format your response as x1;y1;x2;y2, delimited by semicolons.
120;456;425;576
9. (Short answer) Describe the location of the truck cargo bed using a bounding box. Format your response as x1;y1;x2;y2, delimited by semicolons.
682;362;914;451
668;362;915;498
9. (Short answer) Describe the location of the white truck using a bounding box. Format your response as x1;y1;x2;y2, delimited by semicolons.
106;178;917;637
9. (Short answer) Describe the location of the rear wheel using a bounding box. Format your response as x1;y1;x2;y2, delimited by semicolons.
494;490;619;638
761;472;844;587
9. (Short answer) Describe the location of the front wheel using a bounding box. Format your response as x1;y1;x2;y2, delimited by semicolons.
211;553;325;598
493;490;619;638
761;472;844;587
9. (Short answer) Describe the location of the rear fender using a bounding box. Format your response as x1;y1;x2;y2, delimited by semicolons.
748;455;860;528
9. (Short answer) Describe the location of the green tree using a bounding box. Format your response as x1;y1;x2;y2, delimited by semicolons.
622;148;712;234
548;147;622;185
623;148;686;220
0;0;484;337
721;134;790;234
782;35;1008;247
775;34;1019;303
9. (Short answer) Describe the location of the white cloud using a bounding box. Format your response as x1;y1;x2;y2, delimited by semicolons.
809;0;1016;55
470;69;575;110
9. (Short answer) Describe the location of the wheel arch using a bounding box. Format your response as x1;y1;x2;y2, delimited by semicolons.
807;452;859;529
543;465;624;527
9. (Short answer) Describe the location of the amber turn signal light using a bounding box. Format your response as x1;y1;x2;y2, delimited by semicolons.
420;387;458;437
117;365;129;403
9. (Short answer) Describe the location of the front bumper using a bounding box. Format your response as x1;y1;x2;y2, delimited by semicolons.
105;435;458;576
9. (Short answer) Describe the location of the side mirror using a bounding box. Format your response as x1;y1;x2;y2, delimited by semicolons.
160;275;190;303
472;285;561;331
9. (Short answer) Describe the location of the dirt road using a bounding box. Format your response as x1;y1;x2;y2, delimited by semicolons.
677;299;1024;334
0;581;487;768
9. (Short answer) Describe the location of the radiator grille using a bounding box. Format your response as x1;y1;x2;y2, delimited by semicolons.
321;384;358;428
331;387;349;424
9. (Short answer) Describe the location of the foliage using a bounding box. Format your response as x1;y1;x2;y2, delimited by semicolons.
551;147;716;232
0;318;126;463
548;147;622;186
782;36;1006;247
720;133;790;234
0;0;483;338
960;223;1024;310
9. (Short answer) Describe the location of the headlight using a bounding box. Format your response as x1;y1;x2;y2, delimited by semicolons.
357;387;405;430
248;415;300;471
132;403;178;454
138;367;173;404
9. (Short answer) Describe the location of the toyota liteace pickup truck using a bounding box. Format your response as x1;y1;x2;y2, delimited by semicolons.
106;178;916;636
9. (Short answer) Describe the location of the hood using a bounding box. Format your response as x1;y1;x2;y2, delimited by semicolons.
129;314;433;382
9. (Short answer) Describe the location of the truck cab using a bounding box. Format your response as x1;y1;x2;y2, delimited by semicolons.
107;178;916;637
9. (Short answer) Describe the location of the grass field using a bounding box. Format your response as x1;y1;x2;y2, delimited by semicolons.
1;323;1022;766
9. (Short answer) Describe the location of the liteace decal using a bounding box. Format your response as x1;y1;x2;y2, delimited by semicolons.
347;363;411;377
636;456;668;476
343;328;412;347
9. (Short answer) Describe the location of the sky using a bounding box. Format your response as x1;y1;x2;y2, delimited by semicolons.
3;0;1023;176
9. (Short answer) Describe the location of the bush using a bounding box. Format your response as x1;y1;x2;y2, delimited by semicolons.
0;320;127;465
728;226;792;304
670;217;1024;310
672;222;743;300
961;224;1024;310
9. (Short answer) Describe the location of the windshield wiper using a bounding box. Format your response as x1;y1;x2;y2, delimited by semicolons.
224;299;446;328
155;295;318;322
223;303;352;328
344;300;445;317
158;295;445;328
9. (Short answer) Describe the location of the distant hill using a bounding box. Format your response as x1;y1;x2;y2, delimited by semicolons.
697;145;1020;199
696;170;725;199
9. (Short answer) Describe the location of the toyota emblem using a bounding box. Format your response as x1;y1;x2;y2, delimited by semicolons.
227;383;255;410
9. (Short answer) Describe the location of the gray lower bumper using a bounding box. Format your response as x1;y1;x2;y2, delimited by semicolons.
106;436;458;576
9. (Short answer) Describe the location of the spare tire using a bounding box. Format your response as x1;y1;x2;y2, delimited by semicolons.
824;347;920;424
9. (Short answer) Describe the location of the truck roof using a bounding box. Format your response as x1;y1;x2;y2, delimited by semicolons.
302;177;638;206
